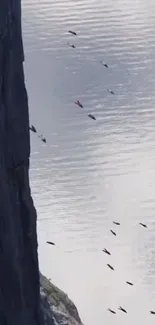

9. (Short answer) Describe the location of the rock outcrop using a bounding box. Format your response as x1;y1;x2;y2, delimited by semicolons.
0;2;83;325
40;274;84;325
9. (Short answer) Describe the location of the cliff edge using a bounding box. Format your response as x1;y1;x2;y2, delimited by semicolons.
0;1;83;325
40;273;84;325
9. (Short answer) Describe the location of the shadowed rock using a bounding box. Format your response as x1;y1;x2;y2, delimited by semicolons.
0;2;48;324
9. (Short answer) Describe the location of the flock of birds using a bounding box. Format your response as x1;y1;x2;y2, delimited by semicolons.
29;124;47;143
29;29;155;318
29;29;115;141
67;29;115;121
46;220;155;316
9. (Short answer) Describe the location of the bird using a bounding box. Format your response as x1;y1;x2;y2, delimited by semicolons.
67;42;76;48
150;311;155;315
38;134;47;143
126;281;134;286
107;264;114;270
118;306;127;313
113;221;120;226
46;241;55;246
100;60;108;68
110;230;116;236
41;137;46;143
139;222;147;228
103;248;111;255
68;30;77;36
107;88;114;95
108;308;116;314
74;100;83;108
29;125;37;133
88;113;96;120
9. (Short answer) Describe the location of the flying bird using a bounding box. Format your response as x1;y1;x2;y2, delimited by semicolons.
88;113;96;120
100;60;108;68
126;281;134;286
68;30;77;36
41;137;46;143
107;88;114;95
139;222;147;228
113;221;120;226
75;100;83;108
118;306;127;313
110;230;116;236
29;125;37;133
46;241;55;246
107;264;114;271
150;311;155;315
67;42;76;48
108;308;116;314
103;248;111;255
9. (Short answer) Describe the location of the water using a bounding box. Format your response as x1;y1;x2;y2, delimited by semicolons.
22;0;155;324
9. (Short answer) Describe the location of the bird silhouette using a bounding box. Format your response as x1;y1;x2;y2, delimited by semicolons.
113;221;120;225
29;125;37;133
118;306;127;313
126;281;134;286
110;230;116;236
107;264;114;271
150;311;155;315
41;137;46;143
68;30;77;36
46;241;55;246
38;134;47;143
139;222;147;228
75;100;83;108
103;248;111;255
107;88;114;95
100;60;108;68
88;113;96;120
108;308;116;314
67;42;76;48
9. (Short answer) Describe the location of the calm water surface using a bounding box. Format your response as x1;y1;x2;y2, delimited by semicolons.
22;0;155;324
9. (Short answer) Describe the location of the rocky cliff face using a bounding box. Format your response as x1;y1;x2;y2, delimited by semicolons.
0;1;42;324
0;2;83;325
40;274;84;325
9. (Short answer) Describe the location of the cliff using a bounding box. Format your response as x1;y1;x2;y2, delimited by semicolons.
0;1;83;325
40;274;84;325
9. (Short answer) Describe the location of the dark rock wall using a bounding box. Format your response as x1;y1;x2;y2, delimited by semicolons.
0;1;53;324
